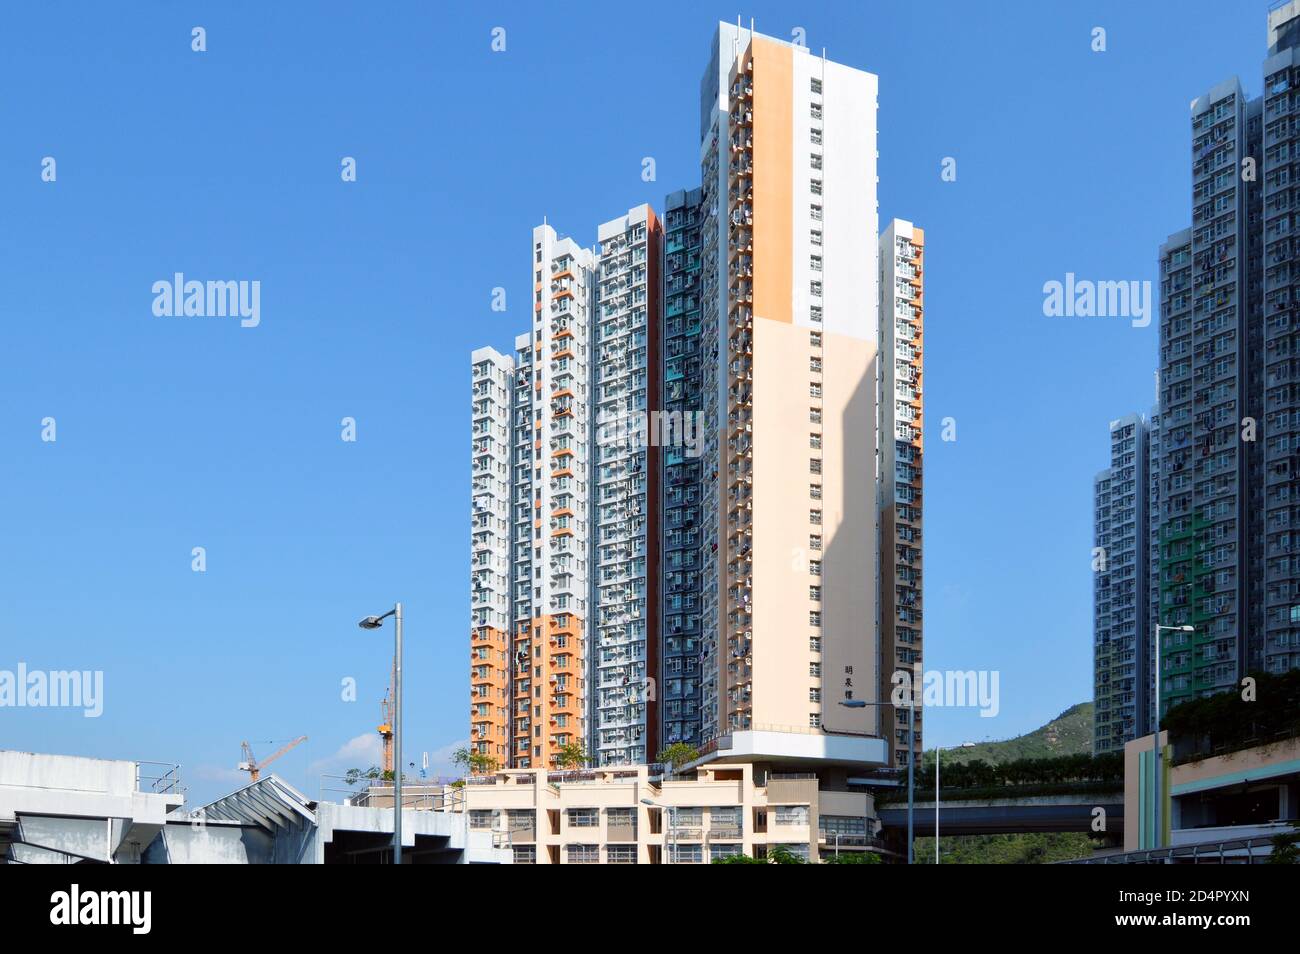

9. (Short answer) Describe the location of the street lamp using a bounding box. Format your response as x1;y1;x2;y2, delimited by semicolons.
641;797;677;864
1152;623;1195;852
935;741;976;864
840;696;916;864
359;603;403;865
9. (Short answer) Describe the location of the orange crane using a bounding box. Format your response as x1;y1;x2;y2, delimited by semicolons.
239;736;307;783
378;658;395;774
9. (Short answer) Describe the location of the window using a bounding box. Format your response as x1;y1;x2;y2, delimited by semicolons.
710;806;742;829
811;103;822;120
810;484;822;501
810;432;822;448
809;333;821;348
810;305;823;323
810;229;823;247
811;78;822;94
809;408;821;423
810;204;823;221
810;535;822;550
668;844;703;863
810;458;822;474
810;509;822;525
809;713;821;728
810;585;822;601
513;845;536;864
775;805;810;826
607;807;636;829
810;255;823;272
469;810;494;829
810;688;821;702
810;179;823;195
810;128;822;145
607;844;637;864
711;843;742;861
566;844;599;864
810;636;822;652
567;808;598;828
810;611;822;626
809;558;822;575
810;661;822;677
810;281;823;297
811;154;823;170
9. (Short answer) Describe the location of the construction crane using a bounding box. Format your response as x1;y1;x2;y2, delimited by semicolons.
238;736;307;783
378;657;395;775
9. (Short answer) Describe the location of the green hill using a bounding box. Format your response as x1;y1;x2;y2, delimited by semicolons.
914;702;1096;864
929;702;1094;766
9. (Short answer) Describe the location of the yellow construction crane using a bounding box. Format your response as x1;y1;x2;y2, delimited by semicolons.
238;736;307;783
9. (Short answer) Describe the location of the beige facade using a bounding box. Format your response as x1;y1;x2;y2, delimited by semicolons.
440;763;879;864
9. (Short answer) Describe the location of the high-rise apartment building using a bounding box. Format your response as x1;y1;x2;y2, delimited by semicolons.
472;22;918;775
592;206;662;766
1153;4;1300;719
659;187;707;752
1093;413;1154;754
878;219;924;768
696;23;885;762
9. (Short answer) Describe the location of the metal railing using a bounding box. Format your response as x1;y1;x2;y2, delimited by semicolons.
136;761;185;796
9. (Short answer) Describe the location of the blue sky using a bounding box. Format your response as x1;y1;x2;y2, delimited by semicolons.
0;1;1270;804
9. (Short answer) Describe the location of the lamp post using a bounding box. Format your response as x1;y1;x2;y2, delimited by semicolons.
840;697;915;863
641;797;676;864
359;603;403;865
1151;623;1195;852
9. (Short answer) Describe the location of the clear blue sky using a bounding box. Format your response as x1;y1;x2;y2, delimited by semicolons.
0;1;1269;804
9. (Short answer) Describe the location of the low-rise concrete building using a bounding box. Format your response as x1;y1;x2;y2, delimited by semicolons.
1118;732;1300;861
0;750;509;864
439;762;884;863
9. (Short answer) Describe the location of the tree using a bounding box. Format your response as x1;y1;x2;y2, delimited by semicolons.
344;766;392;785
767;845;807;865
452;747;498;775
1268;821;1300;864
656;742;700;771
823;851;882;864
556;742;587;770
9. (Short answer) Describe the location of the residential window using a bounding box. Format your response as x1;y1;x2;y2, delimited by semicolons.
810;636;822;652
811;78;822;94
566;844;599;864
810;433;822;448
809;535;822;550
513;845;536;864
810;332;822;347
810;204;823;221
607;844;637;864
810;509;822;525
810;687;822;702
810;305;823;323
775;805;809;826
810;662;822;677
810;610;822;626
567;808;598;828
811;154;823;170
809;559;822;575
810;458;822;474
810;255;823;272
809;713;821;728
810;281;823;297
668;844;703;863
469;810;495;830
711;843;743;861
810;179;823;195
810;128;823;145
